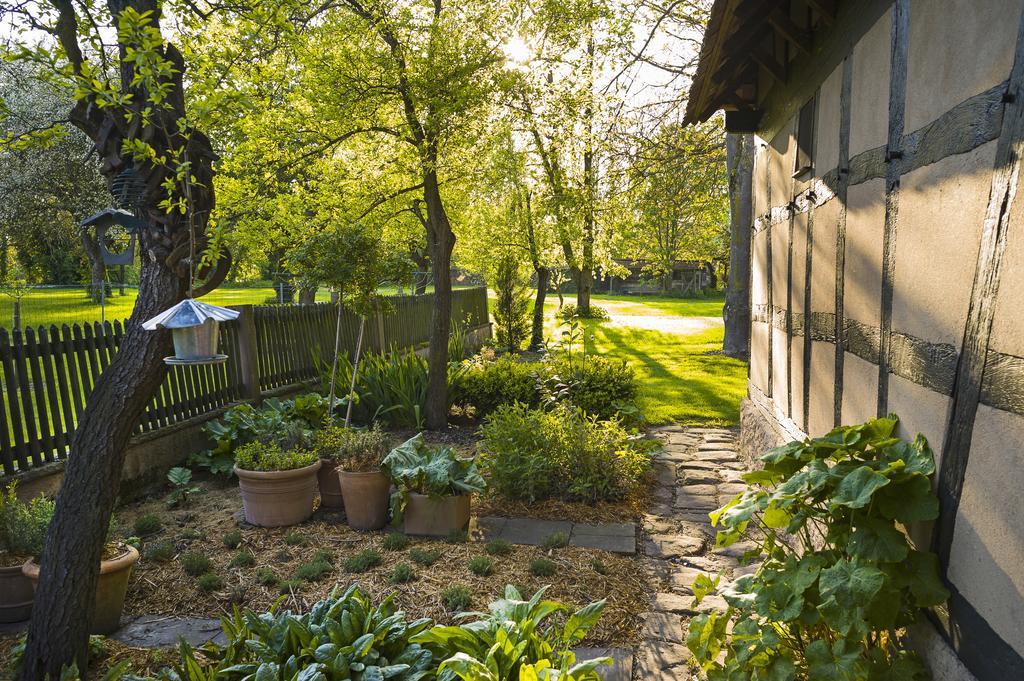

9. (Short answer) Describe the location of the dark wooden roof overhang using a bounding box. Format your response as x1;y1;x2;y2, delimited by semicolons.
685;0;837;131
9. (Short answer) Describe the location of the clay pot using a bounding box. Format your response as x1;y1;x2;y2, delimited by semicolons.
403;492;471;537
235;460;322;527
0;563;33;623
23;545;139;634
317;459;345;510
338;470;390;531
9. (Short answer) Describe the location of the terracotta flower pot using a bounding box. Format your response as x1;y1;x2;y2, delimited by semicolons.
317;459;345;510
23;545;139;635
235;460;322;527
0;563;34;623
338;470;390;531
403;492;471;536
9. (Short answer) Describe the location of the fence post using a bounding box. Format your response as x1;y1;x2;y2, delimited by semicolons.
234;305;261;402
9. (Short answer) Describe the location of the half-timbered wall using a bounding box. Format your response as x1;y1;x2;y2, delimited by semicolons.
741;1;1024;678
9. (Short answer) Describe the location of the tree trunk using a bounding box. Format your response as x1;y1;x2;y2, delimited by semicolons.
723;133;754;359
18;263;183;678
422;165;454;430
529;266;550;351
80;231;107;303
298;285;316;304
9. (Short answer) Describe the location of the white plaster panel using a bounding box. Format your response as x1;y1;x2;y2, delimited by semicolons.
887;374;949;470
752;229;769;307
844;179;886;327
753;139;770;219
948;404;1024;658
792;211;808;314
771;223;788;308
841;352;878;426
905;0;1022;133
750;321;770;393
892;142;994;349
816;62;844;176
808;341;836;437
810;199;839;314
769;117;795;199
988;169;1024;356
849;8;892;158
772;326;788;415
791;337;805;430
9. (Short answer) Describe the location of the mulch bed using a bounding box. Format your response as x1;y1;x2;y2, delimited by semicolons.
120;481;650;649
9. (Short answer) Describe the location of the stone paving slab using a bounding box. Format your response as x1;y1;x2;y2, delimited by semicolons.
635;640;693;680
112;615;227;648
477;517;636;554
573;647;634;681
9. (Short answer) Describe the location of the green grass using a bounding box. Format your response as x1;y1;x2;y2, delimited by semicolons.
526;292;747;426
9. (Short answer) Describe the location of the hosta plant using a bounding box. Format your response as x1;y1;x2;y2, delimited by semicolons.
167;585;434;680
382;434;486;521
687;416;949;680
412;586;610;681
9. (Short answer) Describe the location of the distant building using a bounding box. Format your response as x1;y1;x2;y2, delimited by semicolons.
597;259;715;294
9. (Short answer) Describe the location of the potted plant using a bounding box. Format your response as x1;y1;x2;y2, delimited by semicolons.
382;434;486;536
22;514;139;634
334;426;392;530
0;484;51;623
234;441;321;527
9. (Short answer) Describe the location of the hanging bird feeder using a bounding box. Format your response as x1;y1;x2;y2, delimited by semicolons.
142;299;239;365
79;209;146;266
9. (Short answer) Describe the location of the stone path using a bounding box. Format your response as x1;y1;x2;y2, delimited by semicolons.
476;517;636;554
633;425;747;680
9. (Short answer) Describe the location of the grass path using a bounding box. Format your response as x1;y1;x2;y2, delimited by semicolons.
542;293;748;426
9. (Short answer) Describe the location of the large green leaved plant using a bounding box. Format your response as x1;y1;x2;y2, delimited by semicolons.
382;434;486;522
412;586;610;681
687;416;949;680
0;483;54;559
166;585;435;680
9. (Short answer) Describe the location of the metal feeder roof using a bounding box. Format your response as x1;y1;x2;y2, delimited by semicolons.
80;208;148;233
142;298;240;331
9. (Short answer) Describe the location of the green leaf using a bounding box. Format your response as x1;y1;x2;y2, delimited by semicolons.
819;559;886;608
806;639;867;681
848;517;910;562
903;551;950;607
876;476;939;523
831;466;891;509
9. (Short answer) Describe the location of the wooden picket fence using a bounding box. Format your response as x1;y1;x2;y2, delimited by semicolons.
0;287;489;477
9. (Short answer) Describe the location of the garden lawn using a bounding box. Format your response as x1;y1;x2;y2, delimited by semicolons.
544;293;747;426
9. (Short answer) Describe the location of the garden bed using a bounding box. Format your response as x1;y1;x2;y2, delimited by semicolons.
119;480;650;649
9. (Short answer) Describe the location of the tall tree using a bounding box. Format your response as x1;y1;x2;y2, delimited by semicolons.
1;2;223;675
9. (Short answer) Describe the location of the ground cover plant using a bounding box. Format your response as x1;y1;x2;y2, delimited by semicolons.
480;403;654;503
688;416;949;679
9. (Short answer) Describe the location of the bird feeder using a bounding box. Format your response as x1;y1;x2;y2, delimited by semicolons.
79;209;147;266
142;299;240;365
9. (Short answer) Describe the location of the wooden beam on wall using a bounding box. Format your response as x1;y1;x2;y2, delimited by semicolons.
752;45;787;84
805;0;837;25
769;9;813;55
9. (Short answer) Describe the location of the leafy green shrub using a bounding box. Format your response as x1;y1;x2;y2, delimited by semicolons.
0;484;54;557
229;551;254;568
132;513;161;536
545;356;637;421
556;303;609;320
529;558;556;577
485;539;512;557
542;532;569;550
391;562;415;584
382;434;486;521
294;558;333;582
313;424;390;471
180;551;212;577
492;251;532;351
441;584;472;612
145;541;175;563
467;556;494;577
255;567;278;586
170;585;435;680
687;416;949;679
222;530;242;550
414;585;610;680
192;395;327;475
278;579;302;595
343;549;382;573
166;467;201;507
234;442;317;472
383;533;410;551
410;547;442;566
196;573;223;593
451;356;539;414
480;403;653;502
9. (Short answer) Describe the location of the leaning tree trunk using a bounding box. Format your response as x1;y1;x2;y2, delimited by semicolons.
298;284;317;304
422;166;455;430
80;231;107;303
529;266;550;351
723;133;753;359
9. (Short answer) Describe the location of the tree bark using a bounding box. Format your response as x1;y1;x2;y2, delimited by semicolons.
298;284;316;304
529;266;549;352
723;133;753;359
80;231;107;303
422;163;454;430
